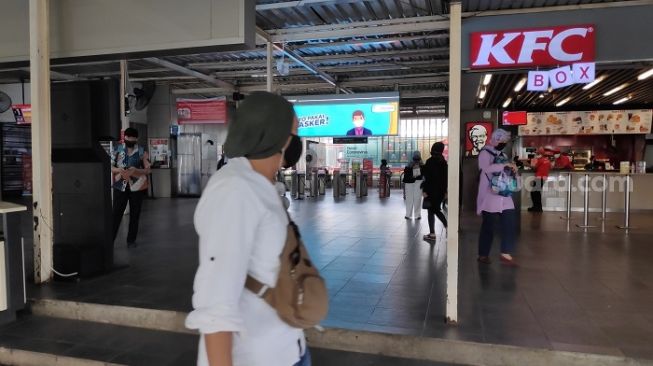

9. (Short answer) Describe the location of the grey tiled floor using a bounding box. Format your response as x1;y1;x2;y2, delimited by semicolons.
27;190;653;360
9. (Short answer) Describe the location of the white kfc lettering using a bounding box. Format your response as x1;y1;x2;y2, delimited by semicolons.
549;28;589;62
473;32;520;66
472;26;592;67
517;30;554;63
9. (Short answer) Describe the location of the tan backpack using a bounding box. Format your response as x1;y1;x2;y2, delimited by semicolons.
245;219;329;329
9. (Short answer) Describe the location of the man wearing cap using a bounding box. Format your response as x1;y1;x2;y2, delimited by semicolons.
186;92;311;366
528;147;552;212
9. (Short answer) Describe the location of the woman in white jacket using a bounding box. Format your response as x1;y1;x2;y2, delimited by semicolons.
186;92;309;366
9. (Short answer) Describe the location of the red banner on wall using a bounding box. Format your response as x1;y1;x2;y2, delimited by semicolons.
470;24;595;69
176;97;227;124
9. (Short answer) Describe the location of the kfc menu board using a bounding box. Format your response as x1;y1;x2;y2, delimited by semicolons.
519;109;652;136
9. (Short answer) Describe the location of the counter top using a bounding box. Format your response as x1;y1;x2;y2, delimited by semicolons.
0;202;27;214
520;170;652;176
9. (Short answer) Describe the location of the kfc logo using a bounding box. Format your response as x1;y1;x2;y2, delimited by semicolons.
471;25;595;69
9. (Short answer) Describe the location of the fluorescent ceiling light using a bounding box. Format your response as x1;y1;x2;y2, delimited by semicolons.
603;83;628;96
556;97;571;107
479;87;487;99
514;77;527;92
582;75;605;90
613;96;631;105
638;68;653;80
483;74;492;86
502;97;512;108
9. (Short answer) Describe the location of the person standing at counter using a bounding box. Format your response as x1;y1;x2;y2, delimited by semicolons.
528;148;551;213
403;151;424;220
476;129;518;266
421;142;447;242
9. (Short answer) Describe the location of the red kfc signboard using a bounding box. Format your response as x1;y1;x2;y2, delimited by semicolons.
176;97;227;124
470;25;595;69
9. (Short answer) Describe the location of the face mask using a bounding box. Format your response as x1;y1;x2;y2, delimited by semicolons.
283;134;302;168
125;140;136;148
495;143;507;151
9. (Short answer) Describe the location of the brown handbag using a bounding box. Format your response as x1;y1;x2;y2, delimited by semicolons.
245;220;329;329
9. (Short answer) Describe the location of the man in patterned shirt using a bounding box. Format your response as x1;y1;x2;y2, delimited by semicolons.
111;128;151;247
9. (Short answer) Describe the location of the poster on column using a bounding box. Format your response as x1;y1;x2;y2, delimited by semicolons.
290;92;399;137
176;97;227;124
148;138;170;169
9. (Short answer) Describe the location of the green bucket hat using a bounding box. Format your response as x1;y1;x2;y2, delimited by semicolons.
224;91;295;159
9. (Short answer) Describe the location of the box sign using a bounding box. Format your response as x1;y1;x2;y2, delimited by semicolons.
292;93;399;138
11;104;31;124
528;62;595;91
519;109;652;136
502;111;528;126
470;25;595;69
176;97;227;124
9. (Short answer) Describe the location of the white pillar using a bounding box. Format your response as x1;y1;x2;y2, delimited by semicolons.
29;0;53;284
446;1;462;324
266;42;273;92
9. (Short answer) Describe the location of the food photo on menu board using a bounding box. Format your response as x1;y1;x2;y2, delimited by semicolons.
519;109;652;136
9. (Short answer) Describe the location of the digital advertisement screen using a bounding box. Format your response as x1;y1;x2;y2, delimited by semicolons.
290;92;399;138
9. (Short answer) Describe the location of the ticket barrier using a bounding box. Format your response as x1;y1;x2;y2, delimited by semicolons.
333;170;347;198
318;170;326;195
355;170;368;198
309;171;319;198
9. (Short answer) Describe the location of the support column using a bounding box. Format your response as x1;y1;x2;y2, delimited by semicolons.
266;42;273;92
445;1;462;324
29;0;53;284
120;60;130;131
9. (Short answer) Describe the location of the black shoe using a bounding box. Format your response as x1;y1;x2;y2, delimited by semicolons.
477;256;492;264
405;216;411;220
527;207;543;212
127;241;138;248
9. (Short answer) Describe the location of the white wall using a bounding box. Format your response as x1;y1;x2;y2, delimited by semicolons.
0;83;30;122
0;0;255;63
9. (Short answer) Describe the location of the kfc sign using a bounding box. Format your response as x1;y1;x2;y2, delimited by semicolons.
470;25;595;69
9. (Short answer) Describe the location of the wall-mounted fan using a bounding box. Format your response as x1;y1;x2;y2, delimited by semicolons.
0;91;12;113
125;80;156;114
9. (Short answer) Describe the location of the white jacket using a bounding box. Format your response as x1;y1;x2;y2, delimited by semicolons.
186;157;305;366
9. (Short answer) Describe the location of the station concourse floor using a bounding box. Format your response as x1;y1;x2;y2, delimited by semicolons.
27;189;653;361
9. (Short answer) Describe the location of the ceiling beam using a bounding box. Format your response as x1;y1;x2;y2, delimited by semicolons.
144;57;234;90
264;16;449;43
187;48;450;69
462;0;653;18
256;0;362;11
171;86;448;99
256;27;352;94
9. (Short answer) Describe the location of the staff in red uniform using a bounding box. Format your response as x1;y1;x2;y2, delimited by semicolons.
553;151;574;170
528;147;552;212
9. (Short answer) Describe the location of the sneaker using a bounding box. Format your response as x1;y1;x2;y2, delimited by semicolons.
415;216;422;220
423;234;436;241
500;255;519;267
405;216;411;220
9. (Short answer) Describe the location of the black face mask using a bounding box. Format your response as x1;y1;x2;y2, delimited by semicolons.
125;140;137;148
283;134;302;168
495;143;507;151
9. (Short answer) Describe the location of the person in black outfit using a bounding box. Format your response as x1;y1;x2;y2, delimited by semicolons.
421;142;448;242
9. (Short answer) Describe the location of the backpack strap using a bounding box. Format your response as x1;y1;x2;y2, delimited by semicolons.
245;276;271;298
